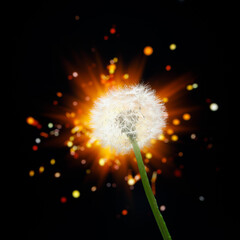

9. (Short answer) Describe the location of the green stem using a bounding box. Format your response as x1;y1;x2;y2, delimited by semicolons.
130;137;172;240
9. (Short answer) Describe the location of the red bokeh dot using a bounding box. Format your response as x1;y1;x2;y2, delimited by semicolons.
32;145;38;151
60;197;67;203
165;65;171;71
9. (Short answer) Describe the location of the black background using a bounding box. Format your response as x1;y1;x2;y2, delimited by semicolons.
12;1;232;239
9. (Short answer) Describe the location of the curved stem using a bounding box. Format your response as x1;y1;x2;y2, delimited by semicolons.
130;137;172;240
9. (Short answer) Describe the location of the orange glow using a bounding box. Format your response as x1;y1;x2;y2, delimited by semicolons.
45;55;197;185
143;46;153;56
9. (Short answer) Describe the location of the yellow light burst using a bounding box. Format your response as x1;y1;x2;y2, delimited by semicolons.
46;56;197;184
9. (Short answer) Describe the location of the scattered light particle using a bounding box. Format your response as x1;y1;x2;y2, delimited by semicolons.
169;43;177;50
199;196;205;201
68;75;73;80
186;84;193;91
60;196;67;203
161;157;167;163
167;128;174;135
123;74;129;79
48;122;54;128
178;152;183;157
50;159;56;165
110;27;116;34
121;209;128;216
160;205;166;211
99;158;106;166
75;15;80;20
35;138;41;144
182;113;191;120
32;145;38;151
86;169;91;174
67;141;73;148
209;103;219;111
72;190;80;198
190;133;197;139
106;182;111;187
157;169;162;174
91;186;97;192
56;92;63;97
29;170;35;177
39;166;44;173
145;152;152;159
85;96;90;101
72;72;78;77
128;178;136;186
72;101;78;106
26;117;36;125
171;135;178;141
81;159;86;165
192;83;198;89
86;142;92;148
172;119;180;125
162;97;168;103
158;134;165;141
174;169;182;177
40;132;48;138
54;172;61;178
143;46;153;56
165;65;171;71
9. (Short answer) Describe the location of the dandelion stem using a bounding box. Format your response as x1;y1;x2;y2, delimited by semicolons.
130;137;172;240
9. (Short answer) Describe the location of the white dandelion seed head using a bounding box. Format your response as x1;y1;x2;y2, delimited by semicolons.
90;84;167;154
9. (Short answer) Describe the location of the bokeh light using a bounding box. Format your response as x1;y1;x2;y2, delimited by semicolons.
143;46;153;56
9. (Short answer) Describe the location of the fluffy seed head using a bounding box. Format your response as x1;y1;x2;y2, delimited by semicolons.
90;84;167;154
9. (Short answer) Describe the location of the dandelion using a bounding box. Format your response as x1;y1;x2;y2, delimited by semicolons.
90;84;167;154
90;84;172;239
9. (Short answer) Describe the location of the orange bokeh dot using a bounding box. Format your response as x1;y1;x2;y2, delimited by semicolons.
26;117;35;125
121;209;128;215
143;46;153;56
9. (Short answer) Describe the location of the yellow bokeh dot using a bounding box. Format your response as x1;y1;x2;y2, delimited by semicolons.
99;158;106;166
72;190;80;198
146;152;152;159
39;166;44;173
86;142;92;148
50;159;56;165
29;170;35;177
171;135;179;141
123;74;129;79
158;134;165;141
162;97;168;103
67;141;73;148
169;43;177;50
143;46;153;56
186;84;193;91
128;178;135;186
183;113;191;121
